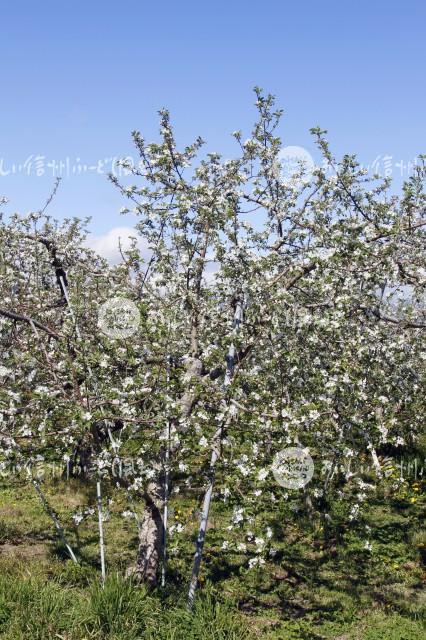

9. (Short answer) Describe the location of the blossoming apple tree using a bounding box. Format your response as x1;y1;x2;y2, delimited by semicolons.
0;90;424;597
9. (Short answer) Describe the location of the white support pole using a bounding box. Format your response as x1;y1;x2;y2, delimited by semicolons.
7;305;75;561
96;479;106;585
161;419;170;588
161;356;171;587
31;477;78;563
187;425;223;608
188;300;243;608
61;274;109;585
59;275;82;340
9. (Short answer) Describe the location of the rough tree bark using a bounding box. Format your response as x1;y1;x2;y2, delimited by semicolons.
130;479;165;586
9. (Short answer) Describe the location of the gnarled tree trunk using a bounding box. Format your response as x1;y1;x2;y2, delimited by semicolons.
129;479;164;587
129;222;209;586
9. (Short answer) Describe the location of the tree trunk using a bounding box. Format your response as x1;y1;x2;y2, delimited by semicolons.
130;484;164;587
130;226;209;586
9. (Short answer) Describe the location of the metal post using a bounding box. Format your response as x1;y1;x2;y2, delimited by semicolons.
97;479;106;584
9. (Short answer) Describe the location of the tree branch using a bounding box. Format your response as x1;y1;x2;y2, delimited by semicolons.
0;307;61;339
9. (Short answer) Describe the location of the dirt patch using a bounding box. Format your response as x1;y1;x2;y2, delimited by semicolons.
0;542;47;561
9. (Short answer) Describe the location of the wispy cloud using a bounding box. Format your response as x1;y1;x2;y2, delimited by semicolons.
86;226;148;264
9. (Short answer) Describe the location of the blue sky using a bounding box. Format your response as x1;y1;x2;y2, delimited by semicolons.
1;0;425;253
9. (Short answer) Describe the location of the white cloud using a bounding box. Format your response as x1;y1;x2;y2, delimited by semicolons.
86;226;148;264
86;228;221;279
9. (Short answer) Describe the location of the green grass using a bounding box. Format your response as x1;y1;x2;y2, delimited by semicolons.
0;570;250;639
0;477;424;639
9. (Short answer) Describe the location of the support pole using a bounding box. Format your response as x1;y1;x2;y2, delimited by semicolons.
96;479;106;584
188;300;243;608
161;356;171;587
31;477;78;563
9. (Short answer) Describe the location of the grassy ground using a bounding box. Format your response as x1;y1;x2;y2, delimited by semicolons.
0;476;424;639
